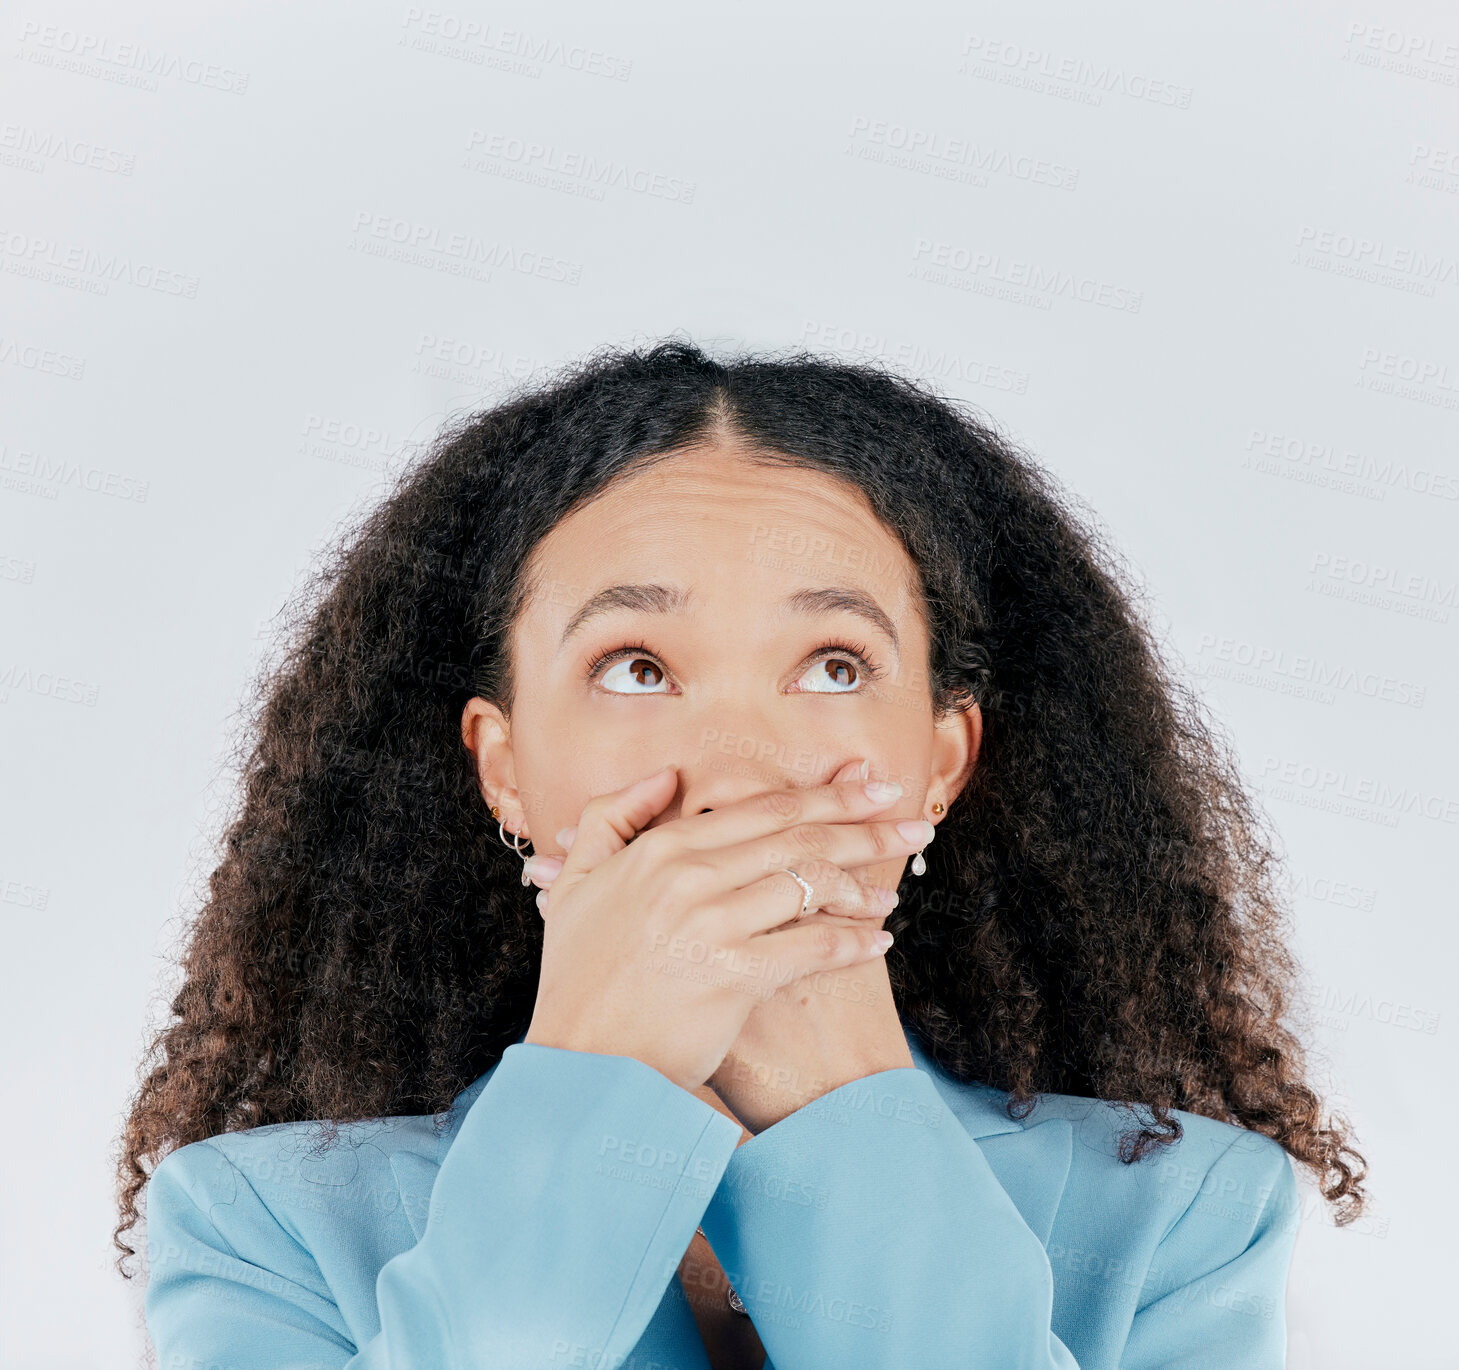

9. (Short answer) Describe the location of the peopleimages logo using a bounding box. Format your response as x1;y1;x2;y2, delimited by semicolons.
1293;225;1458;295
958;35;1194;108
1243;428;1459;503
465;132;695;204
799;320;1031;394
848;116;1079;190
1305;551;1457;624
910;239;1142;312
16;20;250;93
1259;756;1459;827
399;9;633;80
1192;632;1427;708
348;211;582;285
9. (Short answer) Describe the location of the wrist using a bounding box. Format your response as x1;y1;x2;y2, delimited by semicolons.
710;1041;914;1133
689;1083;755;1145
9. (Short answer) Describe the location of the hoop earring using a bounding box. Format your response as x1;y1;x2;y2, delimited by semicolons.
490;805;535;886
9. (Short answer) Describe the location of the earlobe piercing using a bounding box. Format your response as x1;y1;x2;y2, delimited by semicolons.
912;801;945;876
490;805;535;886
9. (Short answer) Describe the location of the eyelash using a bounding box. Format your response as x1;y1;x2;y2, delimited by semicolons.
584;638;885;688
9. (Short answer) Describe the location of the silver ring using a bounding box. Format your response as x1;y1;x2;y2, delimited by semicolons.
781;868;814;920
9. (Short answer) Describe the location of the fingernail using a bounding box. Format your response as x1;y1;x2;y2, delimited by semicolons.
524;855;563;883
555;826;577;849
896;819;935;843
873;929;894;952
865;780;903;802
873;886;899;909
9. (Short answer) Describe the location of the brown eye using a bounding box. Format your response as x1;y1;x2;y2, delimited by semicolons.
628;658;662;688
596;653;672;694
795;650;870;694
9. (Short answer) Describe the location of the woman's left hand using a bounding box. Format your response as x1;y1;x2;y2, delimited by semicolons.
703;758;914;1133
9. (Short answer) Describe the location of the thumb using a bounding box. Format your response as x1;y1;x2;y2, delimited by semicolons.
553;765;678;883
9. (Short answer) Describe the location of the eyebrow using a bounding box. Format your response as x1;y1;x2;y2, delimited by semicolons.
556;582;900;664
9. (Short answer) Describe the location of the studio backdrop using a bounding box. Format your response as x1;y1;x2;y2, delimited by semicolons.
1;1;1454;1366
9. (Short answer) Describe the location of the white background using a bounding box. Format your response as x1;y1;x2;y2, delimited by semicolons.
2;2;1455;1365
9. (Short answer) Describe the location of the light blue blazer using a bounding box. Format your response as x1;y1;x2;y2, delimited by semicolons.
144;1020;1301;1368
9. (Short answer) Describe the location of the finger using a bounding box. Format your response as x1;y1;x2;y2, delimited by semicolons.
676;814;932;910
715;858;896;938
668;771;907;859
526;857;897;930
529;760;871;893
723;919;893;1000
552;765;679;888
523;854;564;888
817;755;875;874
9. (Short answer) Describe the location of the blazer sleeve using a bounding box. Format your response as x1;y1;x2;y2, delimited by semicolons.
145;1043;744;1370
696;1065;1083;1369
1121;1131;1301;1369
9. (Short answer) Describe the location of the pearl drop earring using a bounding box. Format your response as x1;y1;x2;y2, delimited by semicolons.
913;801;945;877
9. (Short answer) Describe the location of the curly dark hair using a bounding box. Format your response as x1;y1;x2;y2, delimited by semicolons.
114;335;1368;1278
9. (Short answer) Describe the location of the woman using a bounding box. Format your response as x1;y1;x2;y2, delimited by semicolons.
120;338;1366;1370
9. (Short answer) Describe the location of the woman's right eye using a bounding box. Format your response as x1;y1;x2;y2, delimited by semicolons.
594;652;673;694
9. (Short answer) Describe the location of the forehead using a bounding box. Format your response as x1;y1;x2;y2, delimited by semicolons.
526;442;915;593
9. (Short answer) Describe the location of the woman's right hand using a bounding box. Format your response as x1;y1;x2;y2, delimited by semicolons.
521;766;932;1093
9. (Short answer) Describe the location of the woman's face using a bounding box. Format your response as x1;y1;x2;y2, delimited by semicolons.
462;437;979;892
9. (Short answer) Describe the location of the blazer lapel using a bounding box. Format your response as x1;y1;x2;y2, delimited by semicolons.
975;1121;1074;1247
389;1152;440;1243
387;1040;522;1243
904;1028;1074;1247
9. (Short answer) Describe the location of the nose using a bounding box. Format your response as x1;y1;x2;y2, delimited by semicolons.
676;759;843;820
662;702;862;821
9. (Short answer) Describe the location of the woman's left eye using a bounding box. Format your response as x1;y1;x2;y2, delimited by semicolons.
794;644;880;693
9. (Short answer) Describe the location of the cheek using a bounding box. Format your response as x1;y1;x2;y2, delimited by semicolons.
515;738;622;855
506;696;604;849
518;779;590;857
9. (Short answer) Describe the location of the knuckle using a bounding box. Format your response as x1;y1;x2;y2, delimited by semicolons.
674;851;719;887
628;823;666;855
866;821;896;858
631;825;683;871
759;788;804;825
809;920;841;962
791;823;831;859
807;859;854;900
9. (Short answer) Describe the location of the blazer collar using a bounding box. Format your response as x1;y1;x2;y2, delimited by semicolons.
437;1019;1025;1157
437;1028;525;1159
902;1024;1025;1140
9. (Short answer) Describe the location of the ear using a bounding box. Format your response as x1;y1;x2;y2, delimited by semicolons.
926;700;981;824
460;697;530;840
